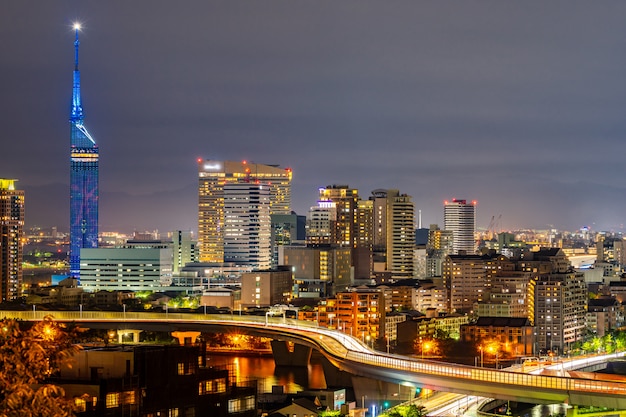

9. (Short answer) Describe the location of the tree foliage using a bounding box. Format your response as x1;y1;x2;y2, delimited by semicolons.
0;316;81;417
380;404;428;417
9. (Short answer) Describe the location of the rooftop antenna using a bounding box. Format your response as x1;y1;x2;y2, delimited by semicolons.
70;23;83;122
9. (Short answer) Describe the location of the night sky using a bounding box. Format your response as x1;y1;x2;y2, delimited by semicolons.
3;2;626;234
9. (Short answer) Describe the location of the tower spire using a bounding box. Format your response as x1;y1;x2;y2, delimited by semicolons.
71;23;83;122
69;22;98;278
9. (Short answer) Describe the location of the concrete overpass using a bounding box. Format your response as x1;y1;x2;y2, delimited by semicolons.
6;310;626;409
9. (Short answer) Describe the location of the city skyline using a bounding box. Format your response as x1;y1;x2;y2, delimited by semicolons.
3;2;626;233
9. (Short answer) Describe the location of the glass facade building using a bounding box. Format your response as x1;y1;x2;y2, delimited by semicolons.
69;26;99;276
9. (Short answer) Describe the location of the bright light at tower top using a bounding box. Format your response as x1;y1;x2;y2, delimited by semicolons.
73;22;81;31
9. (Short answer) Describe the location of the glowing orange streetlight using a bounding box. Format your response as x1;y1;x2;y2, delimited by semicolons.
422;340;433;360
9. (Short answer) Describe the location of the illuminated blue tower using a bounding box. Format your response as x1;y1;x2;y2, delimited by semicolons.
69;24;98;277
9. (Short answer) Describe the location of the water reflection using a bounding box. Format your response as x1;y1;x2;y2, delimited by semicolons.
208;354;327;393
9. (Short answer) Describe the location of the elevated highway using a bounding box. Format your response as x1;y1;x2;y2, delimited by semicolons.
5;310;626;409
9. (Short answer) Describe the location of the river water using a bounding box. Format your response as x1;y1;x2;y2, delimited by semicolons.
207;354;575;417
208;353;327;394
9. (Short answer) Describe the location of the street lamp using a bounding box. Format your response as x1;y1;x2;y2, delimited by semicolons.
479;346;484;367
422;340;432;360
487;345;499;368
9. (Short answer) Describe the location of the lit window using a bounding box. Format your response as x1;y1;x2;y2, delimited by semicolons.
123;391;136;405
74;397;87;412
106;393;120;408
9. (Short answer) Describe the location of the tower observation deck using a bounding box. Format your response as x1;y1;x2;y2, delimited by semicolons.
69;24;99;277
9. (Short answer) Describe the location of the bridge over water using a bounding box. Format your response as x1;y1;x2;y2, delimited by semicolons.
6;310;626;409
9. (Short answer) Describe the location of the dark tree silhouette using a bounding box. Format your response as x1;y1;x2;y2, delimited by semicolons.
0;316;81;417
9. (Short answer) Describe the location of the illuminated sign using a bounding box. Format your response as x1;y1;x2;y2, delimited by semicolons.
204;163;222;171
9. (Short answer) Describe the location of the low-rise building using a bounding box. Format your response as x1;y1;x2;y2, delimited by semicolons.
587;297;622;337
460;316;534;357
240;266;293;308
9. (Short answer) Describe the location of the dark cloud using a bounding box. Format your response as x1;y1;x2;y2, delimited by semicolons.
3;1;626;234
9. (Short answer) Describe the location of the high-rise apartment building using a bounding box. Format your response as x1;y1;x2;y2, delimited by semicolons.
318;185;359;247
370;190;415;279
425;224;454;277
223;183;271;269
317;185;372;280
306;203;337;246
0;179;24;301
535;271;587;354
443;199;476;255
198;160;292;263
69;25;99;276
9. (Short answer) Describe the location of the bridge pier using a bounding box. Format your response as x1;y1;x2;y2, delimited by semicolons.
352;376;413;408
270;340;312;367
319;355;354;388
116;329;143;343
171;331;201;345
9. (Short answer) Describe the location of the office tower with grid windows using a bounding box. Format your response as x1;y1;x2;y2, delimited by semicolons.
371;189;415;279
198;160;291;263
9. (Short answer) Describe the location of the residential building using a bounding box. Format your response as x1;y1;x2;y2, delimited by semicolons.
281;245;352;297
475;271;536;324
442;253;497;314
414;283;447;313
587;297;622;337
460;317;534;357
0;179;24;301
306;203;337;246
318;185;372;280
395;313;469;352
26;277;83;307
317;288;385;343
443;199;476;255
59;344;257;417
425;224;453;277
534;270;587;354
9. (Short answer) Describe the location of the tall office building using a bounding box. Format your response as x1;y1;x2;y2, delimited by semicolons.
0;179;24;301
443;199;476;255
306;202;337;246
198;160;292;263
223;183;271;269
370;189;415;279
69;25;98;276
